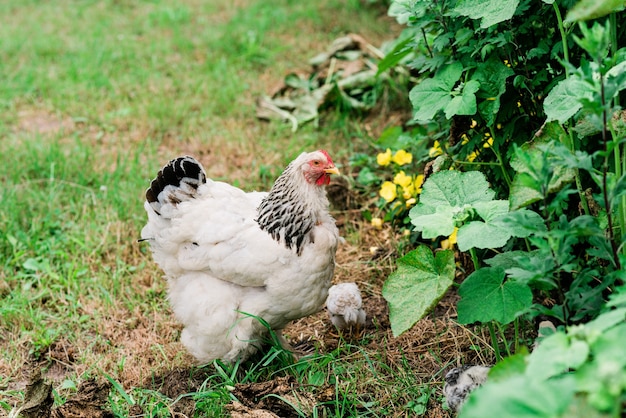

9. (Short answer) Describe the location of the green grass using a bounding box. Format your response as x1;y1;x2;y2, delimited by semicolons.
0;0;471;416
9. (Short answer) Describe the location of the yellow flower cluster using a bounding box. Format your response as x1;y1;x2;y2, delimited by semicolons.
376;149;413;166
371;149;425;229
379;171;424;204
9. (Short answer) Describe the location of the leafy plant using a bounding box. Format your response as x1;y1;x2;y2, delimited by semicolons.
378;0;626;414
460;285;626;418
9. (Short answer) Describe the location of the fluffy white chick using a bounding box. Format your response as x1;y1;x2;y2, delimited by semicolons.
326;282;366;330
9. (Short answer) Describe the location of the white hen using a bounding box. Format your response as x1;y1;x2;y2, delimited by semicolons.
141;150;340;363
326;282;366;330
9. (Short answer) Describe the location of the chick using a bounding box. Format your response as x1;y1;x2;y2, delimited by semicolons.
443;365;491;413
326;283;366;331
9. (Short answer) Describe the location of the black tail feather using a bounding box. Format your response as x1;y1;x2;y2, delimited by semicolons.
146;156;207;212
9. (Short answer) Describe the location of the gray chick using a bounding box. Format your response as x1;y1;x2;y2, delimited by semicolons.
443;365;491;413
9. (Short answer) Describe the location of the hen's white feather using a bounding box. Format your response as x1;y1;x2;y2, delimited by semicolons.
141;151;339;363
326;282;366;330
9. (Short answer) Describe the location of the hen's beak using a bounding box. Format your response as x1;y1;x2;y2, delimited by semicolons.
324;166;340;176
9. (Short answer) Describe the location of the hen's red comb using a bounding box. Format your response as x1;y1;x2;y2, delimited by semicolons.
319;149;333;165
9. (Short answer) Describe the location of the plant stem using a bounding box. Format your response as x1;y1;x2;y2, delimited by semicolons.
487;322;502;362
469;247;480;271
609;13;625;257
553;2;569;77
599;62;622;270
513;318;520;353
488;127;512;190
497;322;511;357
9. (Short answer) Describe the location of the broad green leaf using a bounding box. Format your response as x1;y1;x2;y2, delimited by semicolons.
410;170;495;238
410;206;457;238
383;246;455;336
457;221;511;251
419;170;495;207
409;62;463;121
444;79;480;118
455;202;540;251
526;331;590;381
457;267;533;324
565;0;624;23
543;76;595;123
459;375;576;418
453;0;520;28
457;201;513;250
473;200;509;221
509;179;542;210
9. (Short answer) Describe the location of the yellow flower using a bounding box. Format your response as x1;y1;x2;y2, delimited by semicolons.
483;137;494;149
393;171;413;188
429;141;443;158
461;134;470;145
414;174;424;194
405;197;417;207
377;148;392;166
470;119;478;129
402;184;415;200
371;217;383;229
379;181;397;202
392;149;413;166
440;227;458;250
467;150;480;162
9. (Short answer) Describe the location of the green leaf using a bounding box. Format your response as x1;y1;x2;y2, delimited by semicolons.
409;62;463;121
457;221;511;251
356;166;379;186
473;58;515;125
565;0;624;23
496;209;547;237
453;0;520;29
509;179;542;210
410;170;495;238
377;35;414;75
473;199;509;221
457;267;533;324
526;331;590;381
383;246;455;336
410;206;457;238
459;375;577;418
444;79;480;118
484;251;533;269
543;76;595;123
509;137;576;210
487;348;529;382
574;322;626;412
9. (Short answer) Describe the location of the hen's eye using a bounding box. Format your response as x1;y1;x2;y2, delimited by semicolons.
313;161;321;166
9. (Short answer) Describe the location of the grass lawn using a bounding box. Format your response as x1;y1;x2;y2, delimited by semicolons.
0;0;494;416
